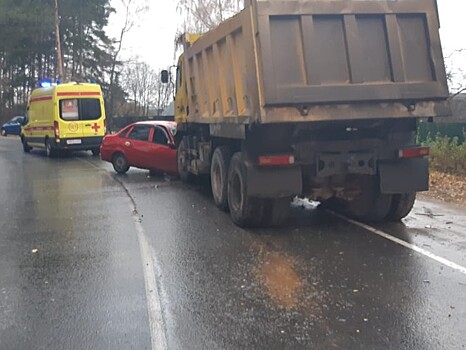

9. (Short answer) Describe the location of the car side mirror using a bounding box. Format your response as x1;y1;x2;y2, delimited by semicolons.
161;70;169;84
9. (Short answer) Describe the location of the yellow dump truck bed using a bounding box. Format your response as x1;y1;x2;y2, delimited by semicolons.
181;0;449;125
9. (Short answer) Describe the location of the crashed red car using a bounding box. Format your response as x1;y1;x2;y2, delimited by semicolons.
101;121;177;175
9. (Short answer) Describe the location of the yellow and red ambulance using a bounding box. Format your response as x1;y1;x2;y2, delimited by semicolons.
21;82;106;157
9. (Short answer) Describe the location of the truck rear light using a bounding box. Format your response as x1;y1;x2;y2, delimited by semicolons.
258;155;295;166
54;121;60;138
399;146;430;159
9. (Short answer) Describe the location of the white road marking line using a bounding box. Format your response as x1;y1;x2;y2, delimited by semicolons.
75;156;168;349
330;211;466;276
132;206;168;350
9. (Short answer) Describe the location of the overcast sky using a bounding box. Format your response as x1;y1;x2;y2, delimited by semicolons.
106;0;466;71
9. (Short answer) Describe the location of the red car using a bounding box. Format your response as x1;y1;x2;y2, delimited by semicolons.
101;121;177;175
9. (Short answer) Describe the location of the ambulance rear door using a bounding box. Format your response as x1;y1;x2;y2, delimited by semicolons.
58;98;84;144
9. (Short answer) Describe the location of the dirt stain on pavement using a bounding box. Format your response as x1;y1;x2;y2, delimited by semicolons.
257;251;303;309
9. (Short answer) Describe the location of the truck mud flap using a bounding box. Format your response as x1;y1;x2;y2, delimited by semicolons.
245;162;302;198
379;158;429;194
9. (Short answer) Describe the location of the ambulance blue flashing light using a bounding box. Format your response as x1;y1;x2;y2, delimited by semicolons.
38;79;56;88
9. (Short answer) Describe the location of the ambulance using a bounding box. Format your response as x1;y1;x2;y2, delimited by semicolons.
21;82;106;157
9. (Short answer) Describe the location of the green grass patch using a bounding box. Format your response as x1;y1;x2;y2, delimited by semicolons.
422;132;466;175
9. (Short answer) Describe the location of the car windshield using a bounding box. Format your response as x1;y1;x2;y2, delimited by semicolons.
168;125;176;136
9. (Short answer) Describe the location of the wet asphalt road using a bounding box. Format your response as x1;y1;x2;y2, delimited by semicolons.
0;135;465;350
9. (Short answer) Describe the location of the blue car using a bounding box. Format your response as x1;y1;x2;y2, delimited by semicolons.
1;116;26;136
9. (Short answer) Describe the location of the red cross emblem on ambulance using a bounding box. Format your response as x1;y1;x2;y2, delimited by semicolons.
91;123;100;133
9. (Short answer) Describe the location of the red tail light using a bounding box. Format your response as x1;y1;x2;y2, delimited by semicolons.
258;154;295;166
54;121;60;138
399;146;430;159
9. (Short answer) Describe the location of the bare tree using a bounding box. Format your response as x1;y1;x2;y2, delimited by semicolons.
444;48;466;98
176;0;244;33
122;57;172;117
108;0;148;116
153;77;173;116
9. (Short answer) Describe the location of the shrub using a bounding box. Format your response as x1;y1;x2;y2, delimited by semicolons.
424;132;466;174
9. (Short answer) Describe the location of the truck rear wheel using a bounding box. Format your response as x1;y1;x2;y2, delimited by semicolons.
386;193;416;221
211;146;232;211
345;177;392;222
261;198;291;227
346;193;392;222
227;153;264;227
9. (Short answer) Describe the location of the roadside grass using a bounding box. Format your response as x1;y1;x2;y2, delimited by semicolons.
423;132;466;175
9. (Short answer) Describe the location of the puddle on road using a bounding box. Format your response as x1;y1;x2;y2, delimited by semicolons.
257;251;303;309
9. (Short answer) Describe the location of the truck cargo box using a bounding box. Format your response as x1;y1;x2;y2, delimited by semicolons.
181;0;450;125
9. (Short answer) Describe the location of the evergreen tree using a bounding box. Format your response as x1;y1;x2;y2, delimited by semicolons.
0;0;117;121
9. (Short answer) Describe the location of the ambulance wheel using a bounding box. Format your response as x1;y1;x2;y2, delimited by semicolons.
45;139;57;158
112;153;129;174
1;128;6;136
91;148;100;156
211;146;232;211
227;153;264;227
22;136;32;153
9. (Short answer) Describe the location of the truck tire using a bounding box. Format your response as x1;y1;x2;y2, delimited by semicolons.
45;139;57;158
91;148;100;156
345;177;392;222
261;198;291;227
346;193;392;222
211;146;232;211
227;153;264;227
177;138;194;183
386;193;416;221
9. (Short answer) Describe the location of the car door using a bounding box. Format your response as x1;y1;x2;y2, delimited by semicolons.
149;126;177;173
17;117;26;135
7;117;22;135
124;125;152;168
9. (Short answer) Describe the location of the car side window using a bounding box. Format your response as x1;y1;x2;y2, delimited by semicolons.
153;127;169;145
128;125;151;141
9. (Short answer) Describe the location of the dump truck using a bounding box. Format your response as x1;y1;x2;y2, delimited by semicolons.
162;0;450;227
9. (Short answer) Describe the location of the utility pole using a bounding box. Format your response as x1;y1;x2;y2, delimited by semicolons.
54;0;65;81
